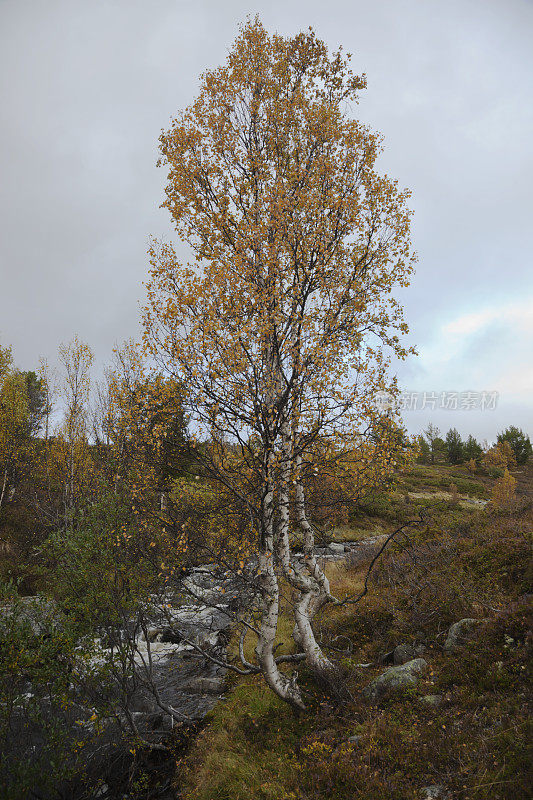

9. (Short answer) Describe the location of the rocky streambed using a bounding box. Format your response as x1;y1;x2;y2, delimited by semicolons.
1;537;383;798
112;538;382;734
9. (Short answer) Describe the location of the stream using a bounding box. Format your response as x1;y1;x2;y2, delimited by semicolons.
2;538;380;798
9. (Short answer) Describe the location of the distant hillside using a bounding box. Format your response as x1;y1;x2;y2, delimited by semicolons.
174;462;532;800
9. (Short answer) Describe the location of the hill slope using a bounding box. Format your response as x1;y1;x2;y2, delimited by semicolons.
173;464;532;800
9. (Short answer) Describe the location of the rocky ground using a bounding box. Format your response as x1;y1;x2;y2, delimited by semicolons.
2;463;531;799
173;464;532;800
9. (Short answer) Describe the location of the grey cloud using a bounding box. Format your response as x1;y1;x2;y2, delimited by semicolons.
0;0;531;439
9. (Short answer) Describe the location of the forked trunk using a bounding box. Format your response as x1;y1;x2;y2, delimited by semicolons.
255;453;304;710
277;424;339;687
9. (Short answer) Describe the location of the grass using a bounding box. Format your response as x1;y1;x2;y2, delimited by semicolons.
329;523;385;543
395;463;490;498
175;678;307;800
174;463;532;800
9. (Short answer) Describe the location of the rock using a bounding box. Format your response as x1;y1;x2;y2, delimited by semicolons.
347;734;362;744
327;542;345;555
419;694;443;708
131;711;171;733
159;627;184;644
182;676;225;695
363;658;428;701
380;648;396;665
420;785;450;799
194;563;218;573
443;618;484;652
393;643;426;665
145;626;163;642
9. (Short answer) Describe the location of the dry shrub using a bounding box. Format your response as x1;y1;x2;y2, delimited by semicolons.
466;457;477;474
449;482;459;506
370;500;532;641
492;468;517;509
484;441;517;473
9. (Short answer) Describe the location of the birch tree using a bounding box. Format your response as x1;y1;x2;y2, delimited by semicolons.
57;337;94;526
0;345;30;514
143;18;416;708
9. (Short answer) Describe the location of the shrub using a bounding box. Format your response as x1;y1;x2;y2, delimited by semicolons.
448;483;459;506
0;589;98;799
492;469;517;509
484;441;516;473
466;457;477;474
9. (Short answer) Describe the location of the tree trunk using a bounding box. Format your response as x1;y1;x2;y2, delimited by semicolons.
255;451;304;709
276;425;339;689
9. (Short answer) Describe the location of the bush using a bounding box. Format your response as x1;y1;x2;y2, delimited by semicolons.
0;589;99;799
484;442;516;473
492;469;517;509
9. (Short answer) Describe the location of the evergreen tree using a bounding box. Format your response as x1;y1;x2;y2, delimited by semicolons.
463;434;483;463
445;428;464;464
497;426;532;466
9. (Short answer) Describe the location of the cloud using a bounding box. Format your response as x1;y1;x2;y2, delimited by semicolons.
396;298;533;439
410;299;533;398
0;0;531;440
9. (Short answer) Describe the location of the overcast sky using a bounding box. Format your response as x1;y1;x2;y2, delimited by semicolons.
1;0;531;441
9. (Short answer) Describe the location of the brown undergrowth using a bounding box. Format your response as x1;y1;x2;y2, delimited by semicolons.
174;468;532;800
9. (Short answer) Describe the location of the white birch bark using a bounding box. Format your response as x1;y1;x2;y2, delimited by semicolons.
275;421;337;682
255;449;304;709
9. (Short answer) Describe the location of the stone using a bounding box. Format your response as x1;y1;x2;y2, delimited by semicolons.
327;542;345;555
420;785;450;799
419;694;443;708
159;627;184;644
347;734;362;744
131;710;170;732
443;618;484;652
182;676;225;695
380;648;396;665
363;658;428;701
145;626;163;642
393;643;426;665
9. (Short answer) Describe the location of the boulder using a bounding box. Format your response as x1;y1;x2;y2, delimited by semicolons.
363;658;428;701
419;694;443;708
327;542;346;555
181;676;225;695
131;710;171;733
393;643;426;665
347;734;362;744
380;648;396;665
443;618;484;652
420;786;450;799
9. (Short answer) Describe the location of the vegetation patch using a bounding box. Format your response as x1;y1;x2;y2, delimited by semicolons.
177;481;532;800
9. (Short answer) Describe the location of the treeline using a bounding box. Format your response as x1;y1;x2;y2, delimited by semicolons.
0;336;192;591
1;335;412;591
416;422;531;473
